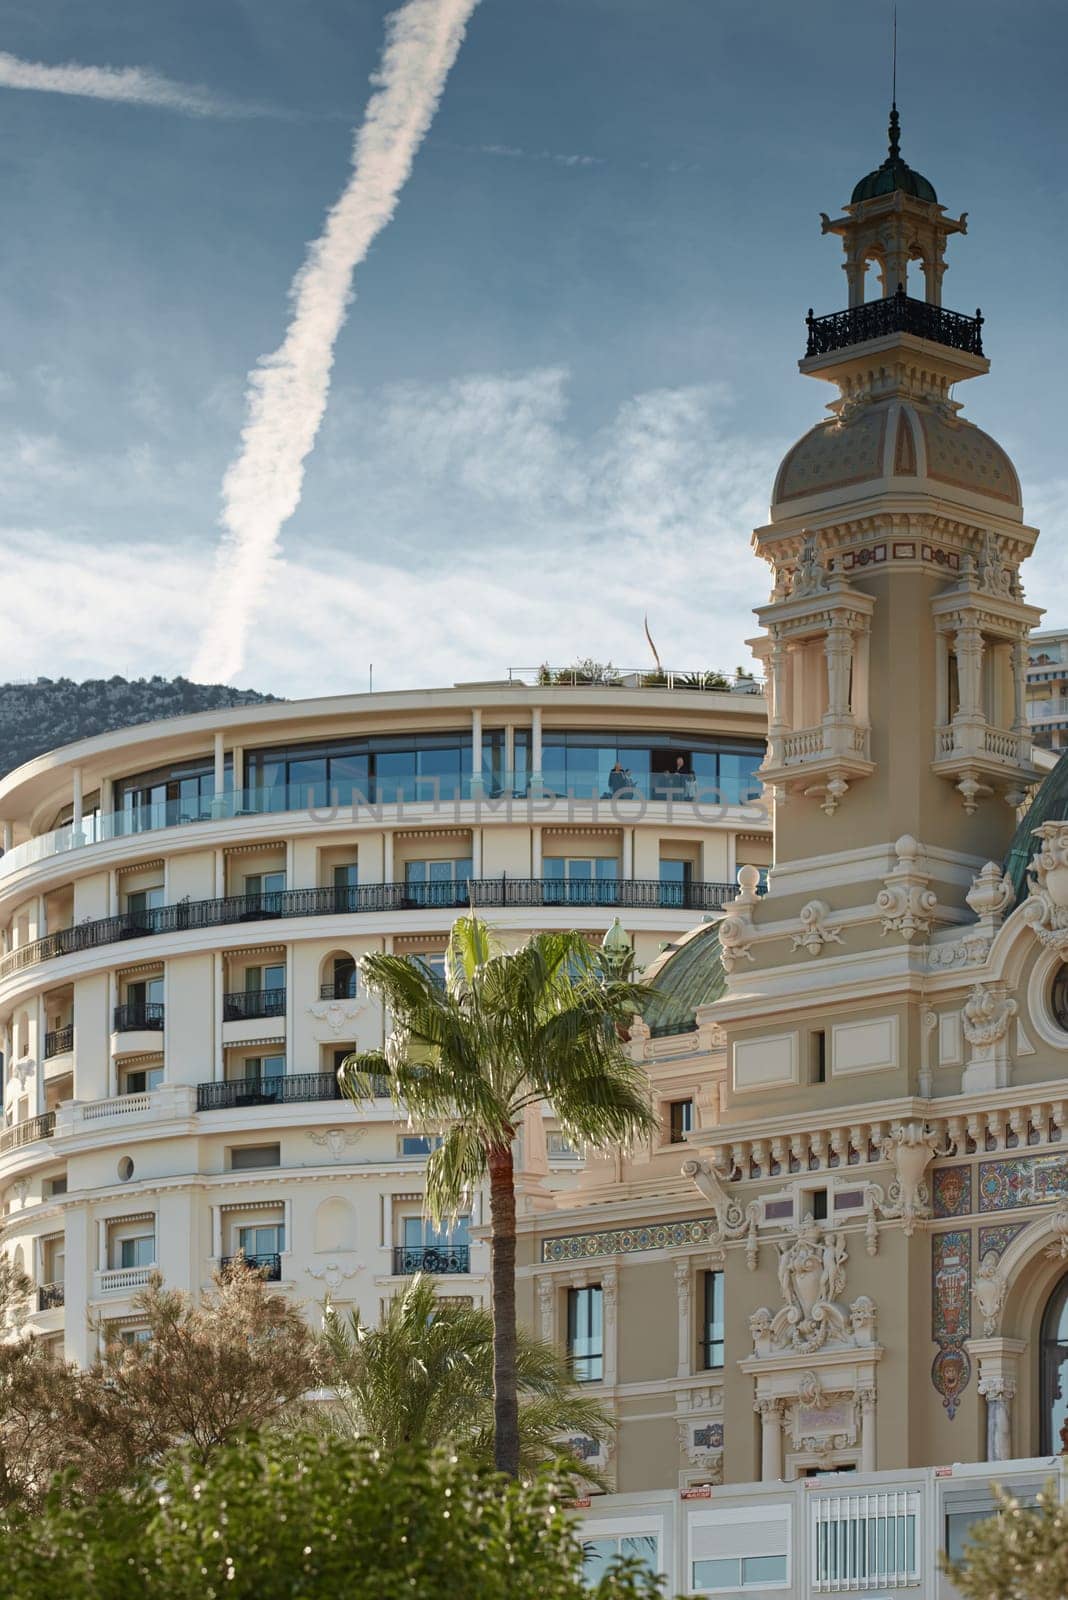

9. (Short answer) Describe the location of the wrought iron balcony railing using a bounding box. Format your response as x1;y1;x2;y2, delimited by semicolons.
0;1111;56;1155
220;1253;282;1282
44;1023;74;1058
38;1282;65;1311
113;1002;165;1033
805;287;984;358
223;988;286;1022
392;1244;471;1275
1;879;743;981
319;978;358;999
196;1070;391;1111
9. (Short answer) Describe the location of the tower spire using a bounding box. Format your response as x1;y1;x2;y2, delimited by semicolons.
888;3;900;160
888;101;901;163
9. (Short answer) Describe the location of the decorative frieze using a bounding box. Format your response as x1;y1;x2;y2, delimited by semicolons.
540;1215;721;1265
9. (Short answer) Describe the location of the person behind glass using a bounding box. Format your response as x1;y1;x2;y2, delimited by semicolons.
607;761;633;799
671;754;695;799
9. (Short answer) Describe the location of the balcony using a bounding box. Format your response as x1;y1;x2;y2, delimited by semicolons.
220;1253;281;1282
223;988;286;1022
37;1282;64;1311
97;1265;155;1294
198;1071;343;1110
932;720;1038;812
804;287;984;358
0;1111;56;1155
392;1245;471;1275
44;1023;74;1058
1;880;742;981
113;1002;164;1032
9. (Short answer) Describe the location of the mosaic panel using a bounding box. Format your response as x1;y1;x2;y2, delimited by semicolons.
541;1216;718;1264
977;1222;1029;1261
693;1424;724;1450
932;1165;972;1219
978;1154;1068;1213
931;1229;971;1419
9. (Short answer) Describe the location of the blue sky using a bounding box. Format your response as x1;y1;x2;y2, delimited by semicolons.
0;0;1066;697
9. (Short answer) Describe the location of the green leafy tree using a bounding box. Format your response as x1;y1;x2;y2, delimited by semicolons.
341;917;657;1477
943;1480;1068;1600
3;1431;670;1600
318;1272;611;1481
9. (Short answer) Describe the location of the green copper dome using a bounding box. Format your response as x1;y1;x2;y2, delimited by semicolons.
851;105;937;206
641;923;725;1035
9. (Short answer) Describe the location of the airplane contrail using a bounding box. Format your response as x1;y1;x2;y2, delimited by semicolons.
190;0;480;683
0;49;266;118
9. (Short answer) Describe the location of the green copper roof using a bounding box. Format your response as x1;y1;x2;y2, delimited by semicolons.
1005;751;1068;901
642;922;726;1034
851;105;937;206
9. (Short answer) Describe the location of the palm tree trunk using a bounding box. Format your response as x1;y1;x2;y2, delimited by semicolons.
487;1141;520;1477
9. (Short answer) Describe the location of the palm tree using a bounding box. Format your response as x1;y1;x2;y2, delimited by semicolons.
340;917;657;1478
318;1273;611;1481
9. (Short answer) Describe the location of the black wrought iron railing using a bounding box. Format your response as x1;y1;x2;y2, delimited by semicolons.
220;1253;282;1282
805;288;984;358
0;1111;56;1154
38;1282;65;1311
113;1002;165;1033
319;978;358;1000
392;1245;471;1276
223;988;286;1022
44;1024;74;1058
197;1072;338;1110
1;879;743;981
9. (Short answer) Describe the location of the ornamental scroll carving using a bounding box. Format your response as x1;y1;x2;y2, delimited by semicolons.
791;900;844;957
1021;824;1068;948
682;1159;760;1269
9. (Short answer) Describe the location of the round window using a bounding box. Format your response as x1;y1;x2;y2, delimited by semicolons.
1051;966;1068;1032
117;1156;135;1182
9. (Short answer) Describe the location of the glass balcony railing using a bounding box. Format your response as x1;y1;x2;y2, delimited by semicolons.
0;769;764;882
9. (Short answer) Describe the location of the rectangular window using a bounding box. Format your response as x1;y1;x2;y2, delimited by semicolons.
118;1235;155;1269
125;886;165;916
701;1271;725;1370
242;1054;285;1081
582;1535;658;1589
119;1326;153;1347
567;1286;603;1382
693;1554;788;1591
237;1224;285;1256
398;1134;443;1157
230;1144;281;1171
244;963;286;992
668;1099;694;1144
812;1497;917;1588
658;858;692;908
811;1030;827;1084
121;1065;163;1095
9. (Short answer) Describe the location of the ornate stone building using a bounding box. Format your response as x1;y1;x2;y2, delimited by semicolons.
515;111;1068;1596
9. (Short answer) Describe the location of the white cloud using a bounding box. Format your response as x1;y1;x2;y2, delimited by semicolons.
0;49;272;119
190;0;481;685
1;368;777;695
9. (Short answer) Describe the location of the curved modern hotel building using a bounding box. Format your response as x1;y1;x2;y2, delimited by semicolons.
0;673;767;1360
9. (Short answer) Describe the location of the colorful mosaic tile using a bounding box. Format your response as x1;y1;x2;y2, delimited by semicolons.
932;1229;971;1419
693;1424;724;1450
932;1165;972;1219
978;1154;1068;1213
977;1221;1029;1261
541;1216;718;1263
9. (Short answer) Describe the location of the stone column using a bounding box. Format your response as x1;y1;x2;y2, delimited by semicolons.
978;1376;1015;1462
470;708;483;797
954;619;985;721
213;732;226;817
675;1259;692;1379
767;631;788;765
530;707;543;788
1011;639;1029;735
603;1267;619;1387
824;621;854;720
756;1399;784;1481
858;1388;877;1472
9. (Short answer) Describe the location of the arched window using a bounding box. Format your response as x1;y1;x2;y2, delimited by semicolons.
1040;1272;1068;1453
